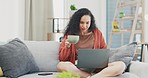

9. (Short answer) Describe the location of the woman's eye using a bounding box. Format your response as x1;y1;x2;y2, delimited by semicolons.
86;22;89;24
80;22;84;24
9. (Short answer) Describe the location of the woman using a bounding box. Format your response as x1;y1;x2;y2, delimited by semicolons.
57;8;126;78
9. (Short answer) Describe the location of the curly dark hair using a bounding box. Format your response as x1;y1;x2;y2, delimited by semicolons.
64;8;97;36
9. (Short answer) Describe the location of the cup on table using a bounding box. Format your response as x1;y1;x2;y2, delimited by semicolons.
67;35;79;44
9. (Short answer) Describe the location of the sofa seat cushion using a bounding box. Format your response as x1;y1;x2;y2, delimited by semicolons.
129;61;148;78
24;41;60;72
18;72;138;78
18;72;59;78
0;38;39;78
115;72;139;78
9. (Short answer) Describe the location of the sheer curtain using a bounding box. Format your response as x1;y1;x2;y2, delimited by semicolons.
24;0;53;40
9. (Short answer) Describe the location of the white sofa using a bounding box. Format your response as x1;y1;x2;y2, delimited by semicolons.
1;41;148;78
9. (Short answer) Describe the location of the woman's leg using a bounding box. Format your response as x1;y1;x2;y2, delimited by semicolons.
57;61;91;78
91;61;126;78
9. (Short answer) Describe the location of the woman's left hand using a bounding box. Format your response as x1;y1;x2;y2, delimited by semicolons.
65;39;71;48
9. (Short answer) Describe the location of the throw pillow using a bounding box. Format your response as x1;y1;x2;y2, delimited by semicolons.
0;41;6;45
109;42;137;67
0;38;39;78
0;67;3;76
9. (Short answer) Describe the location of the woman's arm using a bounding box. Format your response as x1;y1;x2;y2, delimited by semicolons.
94;28;107;49
99;32;107;49
59;37;71;61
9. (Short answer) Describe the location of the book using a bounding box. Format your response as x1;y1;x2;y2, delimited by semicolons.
112;21;120;32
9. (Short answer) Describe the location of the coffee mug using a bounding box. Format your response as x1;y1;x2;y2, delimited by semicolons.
68;35;79;44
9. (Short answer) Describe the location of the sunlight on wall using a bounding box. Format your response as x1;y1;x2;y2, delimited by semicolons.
0;0;24;41
0;0;17;41
144;14;148;42
53;0;64;18
145;14;148;21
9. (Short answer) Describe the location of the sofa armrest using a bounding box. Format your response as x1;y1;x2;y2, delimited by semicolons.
129;61;148;78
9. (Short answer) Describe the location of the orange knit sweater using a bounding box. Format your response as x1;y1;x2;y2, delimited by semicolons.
59;28;107;64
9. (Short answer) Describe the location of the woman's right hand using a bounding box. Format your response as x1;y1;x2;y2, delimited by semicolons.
65;39;71;48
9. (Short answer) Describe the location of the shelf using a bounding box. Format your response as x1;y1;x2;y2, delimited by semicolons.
119;0;141;8
121;16;141;20
47;33;63;42
108;0;144;48
111;29;142;34
48;18;69;33
141;42;148;44
114;15;142;20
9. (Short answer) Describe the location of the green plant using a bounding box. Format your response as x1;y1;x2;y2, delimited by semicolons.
70;4;77;11
56;71;80;78
119;11;125;18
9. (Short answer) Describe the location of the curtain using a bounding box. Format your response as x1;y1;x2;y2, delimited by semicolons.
25;0;53;40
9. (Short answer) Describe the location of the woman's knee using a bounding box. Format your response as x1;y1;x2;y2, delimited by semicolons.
111;61;126;74
57;61;75;71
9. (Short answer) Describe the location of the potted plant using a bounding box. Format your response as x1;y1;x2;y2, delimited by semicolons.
56;71;80;78
70;4;77;11
69;4;77;17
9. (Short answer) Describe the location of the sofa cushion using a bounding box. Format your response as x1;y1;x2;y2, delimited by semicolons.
24;41;60;72
130;61;148;78
0;67;3;76
0;38;39;78
109;42;137;67
115;72;139;78
0;41;6;45
18;72;59;78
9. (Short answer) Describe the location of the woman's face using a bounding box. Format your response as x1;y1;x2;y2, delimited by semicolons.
79;15;91;34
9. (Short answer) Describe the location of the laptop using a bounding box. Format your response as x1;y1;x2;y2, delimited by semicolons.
77;49;110;68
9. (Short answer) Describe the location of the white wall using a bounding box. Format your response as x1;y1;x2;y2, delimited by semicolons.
0;0;24;42
1;0;147;42
53;0;64;18
144;0;148;42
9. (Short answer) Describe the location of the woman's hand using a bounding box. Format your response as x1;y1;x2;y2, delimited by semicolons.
65;39;71;48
